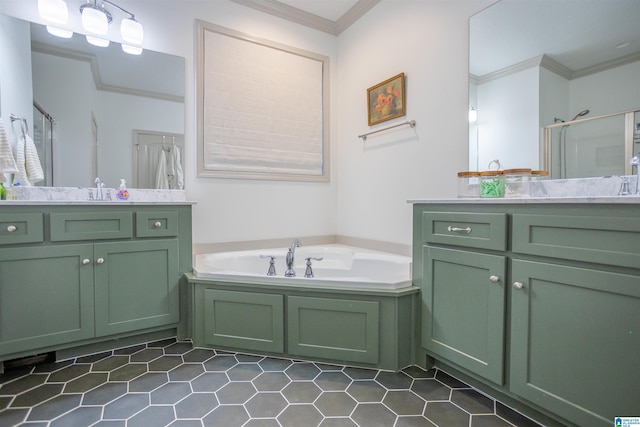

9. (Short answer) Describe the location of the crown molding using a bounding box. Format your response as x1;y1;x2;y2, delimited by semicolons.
31;41;184;103
230;0;380;35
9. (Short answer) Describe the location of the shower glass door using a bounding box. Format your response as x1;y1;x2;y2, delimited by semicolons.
33;102;53;186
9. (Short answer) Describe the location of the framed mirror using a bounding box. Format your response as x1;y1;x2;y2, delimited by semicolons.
0;13;185;189
469;0;640;178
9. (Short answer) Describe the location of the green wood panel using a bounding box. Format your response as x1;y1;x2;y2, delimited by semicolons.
203;289;284;353
422;246;506;384
135;211;178;238
50;212;133;241
422;212;507;251
288;296;379;364
0;244;95;356
0;213;44;245
512;214;640;268
94;239;180;336
510;259;640;427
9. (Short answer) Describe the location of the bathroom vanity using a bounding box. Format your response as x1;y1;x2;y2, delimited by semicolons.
0;199;192;372
411;197;640;427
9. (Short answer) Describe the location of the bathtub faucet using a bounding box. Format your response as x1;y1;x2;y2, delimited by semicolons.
285;239;302;277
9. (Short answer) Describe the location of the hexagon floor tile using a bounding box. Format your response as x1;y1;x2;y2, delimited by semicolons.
0;339;543;427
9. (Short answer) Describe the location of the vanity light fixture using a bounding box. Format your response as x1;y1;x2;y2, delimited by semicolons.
468;105;477;123
38;0;144;54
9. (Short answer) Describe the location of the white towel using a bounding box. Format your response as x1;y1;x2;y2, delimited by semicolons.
155;149;169;189
14;134;44;186
167;145;184;190
0;118;19;177
25;134;44;184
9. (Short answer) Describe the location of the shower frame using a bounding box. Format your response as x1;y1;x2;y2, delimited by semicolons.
33;101;54;186
543;108;638;178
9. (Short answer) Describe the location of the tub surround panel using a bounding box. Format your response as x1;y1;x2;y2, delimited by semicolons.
412;201;640;427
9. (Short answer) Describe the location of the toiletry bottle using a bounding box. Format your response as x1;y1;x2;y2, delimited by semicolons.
117;179;130;200
0;183;5;200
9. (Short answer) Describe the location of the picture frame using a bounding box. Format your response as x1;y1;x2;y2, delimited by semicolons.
367;72;406;126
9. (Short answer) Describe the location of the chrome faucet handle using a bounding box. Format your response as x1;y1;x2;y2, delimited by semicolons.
619;176;631;196
304;257;323;278
260;254;277;276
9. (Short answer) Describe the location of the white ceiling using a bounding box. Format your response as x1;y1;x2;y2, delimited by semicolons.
276;0;361;21
470;0;640;78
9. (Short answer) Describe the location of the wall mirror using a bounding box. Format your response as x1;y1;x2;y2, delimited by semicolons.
0;13;185;189
469;0;640;178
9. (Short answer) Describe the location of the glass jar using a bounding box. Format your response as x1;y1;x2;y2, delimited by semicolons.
530;170;549;181
504;168;531;198
457;171;481;198
479;171;505;198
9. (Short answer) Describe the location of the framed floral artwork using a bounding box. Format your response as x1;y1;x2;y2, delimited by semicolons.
367;73;406;126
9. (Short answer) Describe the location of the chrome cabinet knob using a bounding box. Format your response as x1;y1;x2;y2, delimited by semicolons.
489;275;500;283
154;221;162;228
82;259;91;265
512;281;524;290
6;225;17;232
96;258;105;264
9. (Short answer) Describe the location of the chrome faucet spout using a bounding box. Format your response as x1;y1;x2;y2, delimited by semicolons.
94;177;104;200
285;239;302;277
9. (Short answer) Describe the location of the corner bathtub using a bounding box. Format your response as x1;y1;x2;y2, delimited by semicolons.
193;244;412;290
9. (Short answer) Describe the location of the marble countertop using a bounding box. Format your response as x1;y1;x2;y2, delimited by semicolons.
0;187;195;205
409;176;640;204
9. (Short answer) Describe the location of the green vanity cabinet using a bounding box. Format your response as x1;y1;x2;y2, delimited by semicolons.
190;278;418;371
0;244;95;355
0;203;192;368
413;202;640;427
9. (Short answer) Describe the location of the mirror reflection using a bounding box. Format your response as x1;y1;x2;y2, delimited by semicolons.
0;13;185;189
469;0;640;178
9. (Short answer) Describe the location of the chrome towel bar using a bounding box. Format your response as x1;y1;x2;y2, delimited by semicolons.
358;120;416;141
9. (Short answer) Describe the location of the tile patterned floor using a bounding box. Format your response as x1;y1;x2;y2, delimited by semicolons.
0;338;543;427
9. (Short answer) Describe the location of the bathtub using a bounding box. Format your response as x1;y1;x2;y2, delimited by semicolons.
193;244;412;290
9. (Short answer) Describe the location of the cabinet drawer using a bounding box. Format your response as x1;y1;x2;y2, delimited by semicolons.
512;214;640;268
0;213;44;245
422;212;507;251
50;212;133;241
135;211;178;237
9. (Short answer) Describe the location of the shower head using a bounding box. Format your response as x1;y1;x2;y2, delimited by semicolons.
571;109;590;121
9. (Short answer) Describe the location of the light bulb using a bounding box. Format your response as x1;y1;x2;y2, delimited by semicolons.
121;18;144;45
82;5;109;35
122;44;143;55
38;0;68;25
86;35;110;47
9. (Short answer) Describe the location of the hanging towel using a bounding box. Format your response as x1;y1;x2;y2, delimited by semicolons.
0;118;19;177
14;133;44;186
167;144;184;190
155;149;169;189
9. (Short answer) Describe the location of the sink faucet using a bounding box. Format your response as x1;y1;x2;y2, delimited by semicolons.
284;239;302;277
631;154;640;195
95;177;104;200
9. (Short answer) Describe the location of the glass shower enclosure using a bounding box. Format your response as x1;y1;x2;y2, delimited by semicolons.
544;109;640;179
32;101;53;186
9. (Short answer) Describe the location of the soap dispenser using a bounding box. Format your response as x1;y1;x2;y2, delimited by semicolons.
117;179;130;200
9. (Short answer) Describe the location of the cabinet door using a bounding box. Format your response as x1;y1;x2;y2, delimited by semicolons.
0;244;94;356
288;296;379;364
421;246;506;384
510;260;640;427
202;289;284;353
94;239;179;336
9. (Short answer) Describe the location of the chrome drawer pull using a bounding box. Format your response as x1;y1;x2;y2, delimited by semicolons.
96;258;105;264
82;259;91;265
513;281;524;290
154;221;162;228
6;225;17;232
447;226;471;234
489;275;500;283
